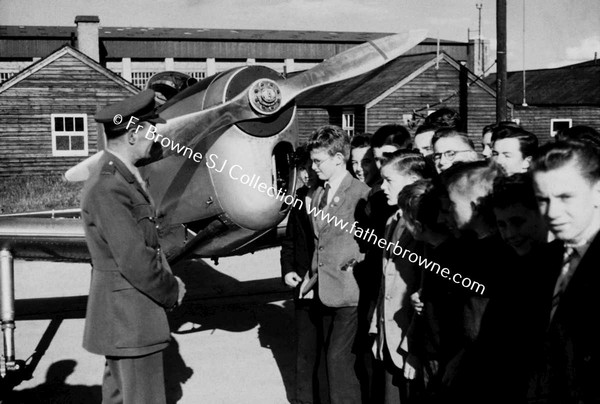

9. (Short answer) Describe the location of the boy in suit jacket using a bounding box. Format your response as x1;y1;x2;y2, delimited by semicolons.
305;125;370;404
530;140;600;404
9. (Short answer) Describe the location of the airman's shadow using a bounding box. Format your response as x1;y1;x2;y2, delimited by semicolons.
4;340;191;404
7;257;296;403
168;257;296;402
5;360;101;404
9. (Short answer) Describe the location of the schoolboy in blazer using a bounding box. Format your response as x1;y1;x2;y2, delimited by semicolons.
306;125;370;404
530;141;600;404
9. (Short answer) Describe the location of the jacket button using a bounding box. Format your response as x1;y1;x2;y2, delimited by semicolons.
319;262;323;267
385;295;391;300
319;246;323;251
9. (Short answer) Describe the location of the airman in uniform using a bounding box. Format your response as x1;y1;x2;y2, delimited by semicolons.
81;89;186;404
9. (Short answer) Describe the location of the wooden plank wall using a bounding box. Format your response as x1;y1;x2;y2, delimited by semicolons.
296;108;331;144
513;105;600;146
0;53;136;177
366;59;505;150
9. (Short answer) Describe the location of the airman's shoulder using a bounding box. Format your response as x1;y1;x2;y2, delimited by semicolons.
82;164;131;205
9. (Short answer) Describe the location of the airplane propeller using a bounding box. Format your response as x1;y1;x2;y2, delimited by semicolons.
157;30;427;155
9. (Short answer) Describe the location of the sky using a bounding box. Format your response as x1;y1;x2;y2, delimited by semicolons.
1;0;599;71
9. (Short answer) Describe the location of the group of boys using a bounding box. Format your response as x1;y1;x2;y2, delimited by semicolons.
281;108;600;404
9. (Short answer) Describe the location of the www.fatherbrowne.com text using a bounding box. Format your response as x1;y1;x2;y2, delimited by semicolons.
207;153;485;295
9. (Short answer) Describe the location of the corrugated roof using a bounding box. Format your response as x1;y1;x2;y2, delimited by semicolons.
485;60;600;105
0;25;460;45
296;53;436;106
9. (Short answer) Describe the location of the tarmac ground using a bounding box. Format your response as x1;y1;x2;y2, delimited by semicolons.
1;247;297;404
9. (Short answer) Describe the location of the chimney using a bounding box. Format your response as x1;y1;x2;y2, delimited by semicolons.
468;37;490;77
75;15;100;62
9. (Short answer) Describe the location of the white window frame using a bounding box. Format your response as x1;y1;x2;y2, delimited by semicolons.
186;71;206;81
0;71;17;83
131;71;159;89
51;113;89;157
342;113;355;137
550;118;572;137
402;113;413;126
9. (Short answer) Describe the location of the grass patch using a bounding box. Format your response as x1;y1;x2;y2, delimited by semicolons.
0;175;83;214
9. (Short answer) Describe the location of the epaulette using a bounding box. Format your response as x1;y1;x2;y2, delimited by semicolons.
100;160;117;175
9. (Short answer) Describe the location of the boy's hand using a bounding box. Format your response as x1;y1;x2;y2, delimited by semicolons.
175;276;186;306
284;272;302;288
410;289;424;315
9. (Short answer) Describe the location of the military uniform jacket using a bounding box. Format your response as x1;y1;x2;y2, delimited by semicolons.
81;152;179;357
308;172;370;307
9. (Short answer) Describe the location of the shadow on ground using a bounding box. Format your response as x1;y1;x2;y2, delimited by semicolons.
5;257;296;403
3;360;101;403
169;258;296;402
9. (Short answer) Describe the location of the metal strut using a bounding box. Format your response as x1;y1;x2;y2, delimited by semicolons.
1;247;25;393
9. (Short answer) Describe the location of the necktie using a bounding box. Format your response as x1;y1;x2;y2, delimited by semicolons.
550;246;577;321
318;184;330;210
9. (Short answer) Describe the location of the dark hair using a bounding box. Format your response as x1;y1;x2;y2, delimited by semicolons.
293;144;310;168
307;125;351;161
431;128;475;149
492;173;538;211
555;125;600;150
381;149;436;179
415;123;436;136
351;134;371;149
397;179;446;232
492;126;538;158
531;140;600;182
371;124;411;149
482;121;521;136
423;107;462;130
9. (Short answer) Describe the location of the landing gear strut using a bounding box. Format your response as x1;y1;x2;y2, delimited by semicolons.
0;248;26;395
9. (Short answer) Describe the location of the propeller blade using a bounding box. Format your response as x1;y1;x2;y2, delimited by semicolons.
158;30;426;155
278;29;427;106
158;94;260;157
64;151;105;182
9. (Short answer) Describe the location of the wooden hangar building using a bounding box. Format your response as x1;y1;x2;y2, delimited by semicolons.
0;15;493;176
487;60;600;145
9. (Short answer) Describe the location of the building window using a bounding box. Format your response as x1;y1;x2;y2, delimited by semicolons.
51;113;88;157
0;71;17;83
342;113;355;137
550;118;572;137
186;71;206;80
131;71;158;89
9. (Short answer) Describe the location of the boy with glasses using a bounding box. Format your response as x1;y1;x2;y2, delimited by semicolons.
431;129;479;173
306;125;371;404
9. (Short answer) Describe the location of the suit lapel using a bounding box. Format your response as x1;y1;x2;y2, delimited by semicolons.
562;232;600;297
551;232;600;326
307;185;322;237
